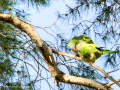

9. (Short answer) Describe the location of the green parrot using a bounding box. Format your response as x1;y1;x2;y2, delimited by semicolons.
68;35;119;63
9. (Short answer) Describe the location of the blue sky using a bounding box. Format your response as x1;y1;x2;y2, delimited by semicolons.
18;0;120;89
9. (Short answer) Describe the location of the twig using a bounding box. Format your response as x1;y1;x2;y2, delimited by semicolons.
114;0;120;5
0;13;114;90
107;68;120;74
51;48;120;87
106;79;120;87
0;32;21;37
0;40;31;49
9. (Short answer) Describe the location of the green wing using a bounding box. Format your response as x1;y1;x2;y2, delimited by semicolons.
80;46;91;58
80;44;98;57
78;43;102;63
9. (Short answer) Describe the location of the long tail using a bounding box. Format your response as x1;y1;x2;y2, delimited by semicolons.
102;50;119;54
96;47;119;54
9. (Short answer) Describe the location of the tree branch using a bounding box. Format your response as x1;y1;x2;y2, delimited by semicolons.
106;79;120;87
107;68;120;74
0;13;113;90
51;48;120;87
114;0;120;5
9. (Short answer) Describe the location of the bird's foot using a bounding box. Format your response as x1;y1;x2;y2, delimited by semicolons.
75;55;79;57
73;48;78;52
89;62;93;65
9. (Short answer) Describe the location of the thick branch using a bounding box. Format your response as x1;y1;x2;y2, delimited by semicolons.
0;13;60;80
57;74;112;90
0;13;113;90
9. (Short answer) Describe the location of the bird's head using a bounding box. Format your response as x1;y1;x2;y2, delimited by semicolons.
68;40;79;50
72;35;94;44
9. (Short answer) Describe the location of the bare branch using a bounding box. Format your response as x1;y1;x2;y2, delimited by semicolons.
51;48;120;87
0;12;61;82
0;13;114;90
107;68;120;74
114;0;120;5
106;79;120;87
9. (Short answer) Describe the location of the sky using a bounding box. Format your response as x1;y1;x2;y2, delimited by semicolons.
17;0;120;90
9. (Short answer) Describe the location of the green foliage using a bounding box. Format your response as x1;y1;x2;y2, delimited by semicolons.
0;22;22;56
58;0;120;68
55;0;120;89
0;0;13;12
0;0;51;89
5;82;24;90
56;34;70;53
0;22;40;89
0;0;120;89
19;0;51;8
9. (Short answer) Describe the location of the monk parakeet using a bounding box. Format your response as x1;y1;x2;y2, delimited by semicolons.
68;35;118;63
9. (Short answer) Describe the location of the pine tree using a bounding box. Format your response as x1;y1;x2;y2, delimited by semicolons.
0;0;120;90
